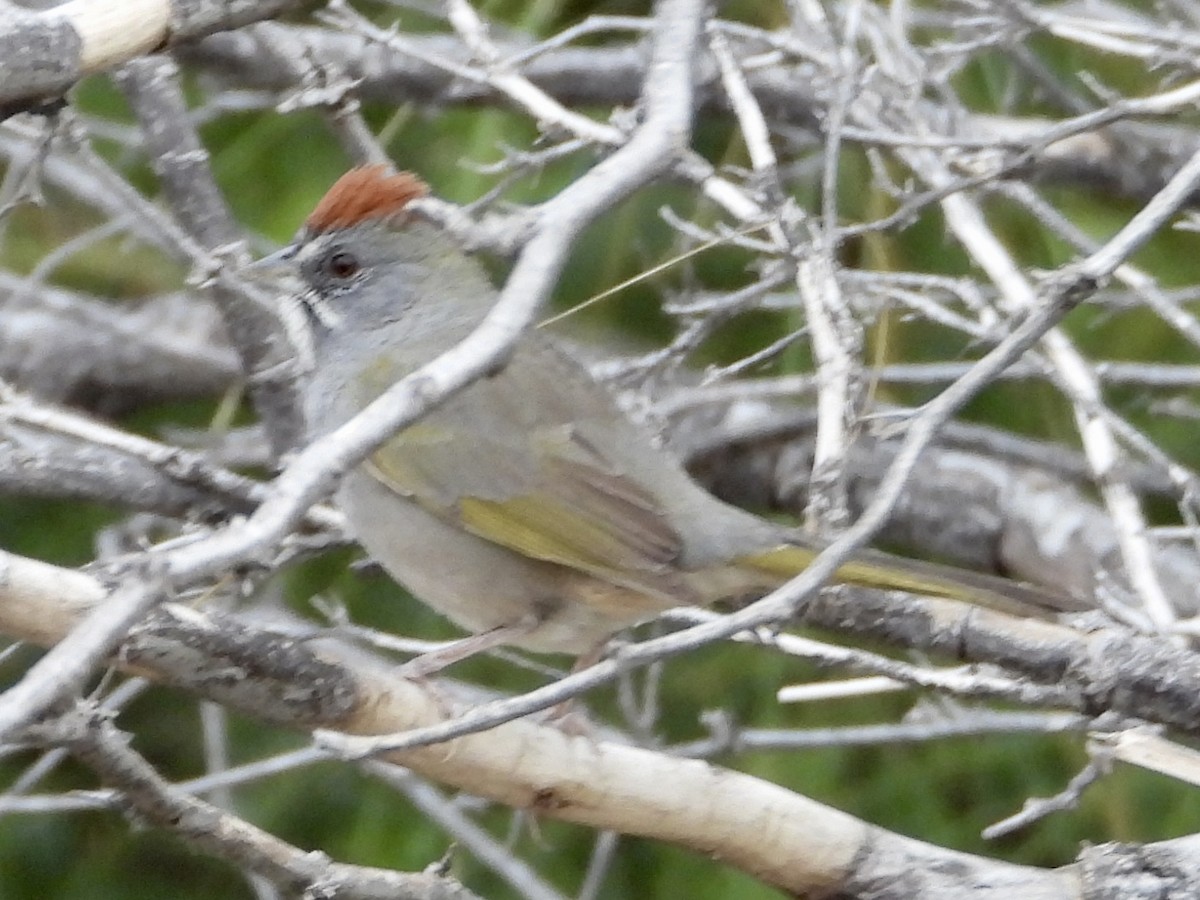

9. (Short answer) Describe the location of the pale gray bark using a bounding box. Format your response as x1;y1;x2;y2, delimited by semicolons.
5;1;1200;898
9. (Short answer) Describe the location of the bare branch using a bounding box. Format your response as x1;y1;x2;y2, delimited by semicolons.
0;0;303;116
30;703;478;900
116;56;306;453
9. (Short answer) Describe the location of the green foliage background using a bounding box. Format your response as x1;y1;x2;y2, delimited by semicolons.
3;1;1200;898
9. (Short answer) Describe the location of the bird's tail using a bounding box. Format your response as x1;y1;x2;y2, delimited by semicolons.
739;541;1087;617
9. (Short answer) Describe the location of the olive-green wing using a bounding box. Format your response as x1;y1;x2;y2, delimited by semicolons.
360;353;693;603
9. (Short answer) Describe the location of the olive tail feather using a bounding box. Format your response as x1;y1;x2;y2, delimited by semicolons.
742;543;1087;618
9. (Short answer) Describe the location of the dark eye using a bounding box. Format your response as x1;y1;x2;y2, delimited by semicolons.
325;251;360;279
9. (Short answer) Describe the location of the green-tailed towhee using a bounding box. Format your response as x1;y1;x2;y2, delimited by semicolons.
261;164;1084;657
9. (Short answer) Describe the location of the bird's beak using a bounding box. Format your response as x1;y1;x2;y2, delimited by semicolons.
245;244;298;278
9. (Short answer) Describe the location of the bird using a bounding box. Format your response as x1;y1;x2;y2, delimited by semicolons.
257;164;1084;663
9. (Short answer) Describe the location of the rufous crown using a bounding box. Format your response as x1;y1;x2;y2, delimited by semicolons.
305;164;429;234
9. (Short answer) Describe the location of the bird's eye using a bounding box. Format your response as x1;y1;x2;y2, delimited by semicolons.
325;251;360;279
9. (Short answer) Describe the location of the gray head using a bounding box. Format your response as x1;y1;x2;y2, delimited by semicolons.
265;165;497;434
271;165;493;357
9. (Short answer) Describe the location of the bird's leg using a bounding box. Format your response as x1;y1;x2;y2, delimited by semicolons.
542;638;614;726
398;619;538;679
